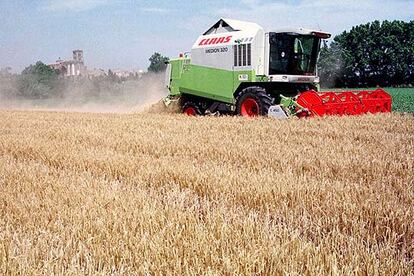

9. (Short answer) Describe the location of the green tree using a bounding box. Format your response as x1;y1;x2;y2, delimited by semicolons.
18;61;58;98
148;52;169;73
318;41;345;87
0;67;19;98
319;20;414;88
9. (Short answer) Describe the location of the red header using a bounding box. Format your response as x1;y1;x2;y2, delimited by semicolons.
198;36;232;46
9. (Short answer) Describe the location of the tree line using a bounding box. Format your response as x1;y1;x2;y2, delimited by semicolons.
319;20;414;88
0;53;169;100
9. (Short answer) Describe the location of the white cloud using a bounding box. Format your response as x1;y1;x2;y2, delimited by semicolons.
42;0;111;12
215;0;414;35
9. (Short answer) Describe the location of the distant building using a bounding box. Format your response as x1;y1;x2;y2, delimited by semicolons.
111;69;131;78
49;50;87;77
111;69;145;78
88;68;107;78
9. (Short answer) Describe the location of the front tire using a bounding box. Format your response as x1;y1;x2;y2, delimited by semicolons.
235;87;273;117
182;101;204;116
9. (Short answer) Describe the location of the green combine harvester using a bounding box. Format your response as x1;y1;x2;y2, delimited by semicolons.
164;19;392;117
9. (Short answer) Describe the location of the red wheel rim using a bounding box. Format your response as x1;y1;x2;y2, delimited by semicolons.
184;106;197;116
240;98;259;117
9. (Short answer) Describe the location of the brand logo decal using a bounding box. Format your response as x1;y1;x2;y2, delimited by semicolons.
198;36;232;46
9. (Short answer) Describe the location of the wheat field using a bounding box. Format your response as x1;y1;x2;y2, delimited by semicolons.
0;111;413;275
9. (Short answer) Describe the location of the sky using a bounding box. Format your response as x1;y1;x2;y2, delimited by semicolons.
0;0;413;72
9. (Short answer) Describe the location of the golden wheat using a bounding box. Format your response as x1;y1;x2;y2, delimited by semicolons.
0;111;413;275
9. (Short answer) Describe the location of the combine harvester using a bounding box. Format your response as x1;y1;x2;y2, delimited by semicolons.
164;19;392;117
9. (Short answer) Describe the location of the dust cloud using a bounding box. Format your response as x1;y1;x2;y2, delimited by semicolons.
0;73;171;114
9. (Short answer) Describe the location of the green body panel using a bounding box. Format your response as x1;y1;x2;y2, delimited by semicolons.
169;59;186;96
169;58;257;104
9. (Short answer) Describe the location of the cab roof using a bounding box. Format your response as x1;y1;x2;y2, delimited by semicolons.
203;18;331;38
271;27;331;38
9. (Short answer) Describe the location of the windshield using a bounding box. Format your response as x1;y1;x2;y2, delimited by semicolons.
269;33;320;75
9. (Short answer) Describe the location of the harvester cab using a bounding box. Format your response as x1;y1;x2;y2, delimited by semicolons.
165;18;392;117
266;30;330;83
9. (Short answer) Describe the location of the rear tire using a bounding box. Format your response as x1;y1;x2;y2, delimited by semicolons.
182;101;204;116
235;87;273;117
